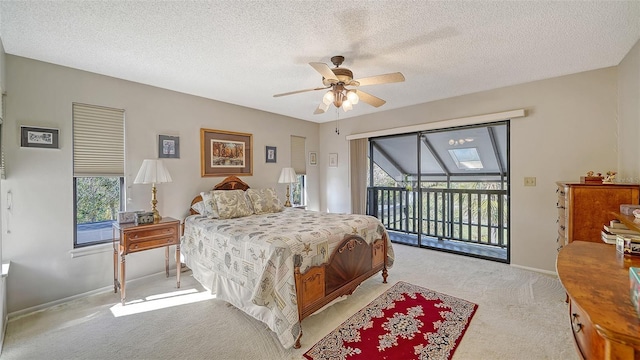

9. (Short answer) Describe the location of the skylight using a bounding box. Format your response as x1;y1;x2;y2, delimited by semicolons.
448;148;483;170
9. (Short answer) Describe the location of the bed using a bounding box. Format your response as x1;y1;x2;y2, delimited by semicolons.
180;176;394;349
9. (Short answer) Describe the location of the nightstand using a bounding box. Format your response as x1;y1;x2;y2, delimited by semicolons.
112;217;181;305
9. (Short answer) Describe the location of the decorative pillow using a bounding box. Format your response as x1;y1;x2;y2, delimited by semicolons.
191;201;206;215
246;188;283;215
199;191;220;219
213;189;254;219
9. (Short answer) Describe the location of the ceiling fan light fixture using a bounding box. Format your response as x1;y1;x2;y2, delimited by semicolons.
322;91;335;105
342;99;353;111
347;90;359;104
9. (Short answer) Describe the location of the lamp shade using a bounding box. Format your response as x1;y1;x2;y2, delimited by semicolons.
134;159;173;184
278;167;297;184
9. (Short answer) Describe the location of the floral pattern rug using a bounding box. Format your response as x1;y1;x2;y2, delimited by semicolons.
303;281;478;360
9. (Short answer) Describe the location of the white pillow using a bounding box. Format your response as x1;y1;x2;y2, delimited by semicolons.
213;189;254;219
200;191;220;219
246;188;283;214
191;201;206;215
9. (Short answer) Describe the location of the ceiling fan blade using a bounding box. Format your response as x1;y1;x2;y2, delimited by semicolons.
309;62;338;82
355;90;386;107
273;86;328;97
313;102;329;115
353;72;405;87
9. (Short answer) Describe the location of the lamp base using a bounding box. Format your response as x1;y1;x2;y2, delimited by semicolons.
152;209;162;223
151;184;162;223
284;185;292;207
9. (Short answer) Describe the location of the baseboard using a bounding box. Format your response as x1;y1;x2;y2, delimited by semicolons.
7;270;171;321
511;263;557;277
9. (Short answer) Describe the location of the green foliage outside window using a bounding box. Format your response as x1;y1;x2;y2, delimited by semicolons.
291;175;305;206
75;177;121;224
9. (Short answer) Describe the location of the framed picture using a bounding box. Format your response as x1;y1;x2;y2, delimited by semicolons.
309;151;317;166
158;135;180;159
200;128;253;177
21;126;59;149
329;153;338;167
266;146;277;163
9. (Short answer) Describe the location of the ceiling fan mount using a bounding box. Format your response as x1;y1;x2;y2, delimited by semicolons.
273;55;405;114
330;55;345;67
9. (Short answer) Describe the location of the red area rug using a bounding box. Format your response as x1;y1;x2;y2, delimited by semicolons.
303;281;478;360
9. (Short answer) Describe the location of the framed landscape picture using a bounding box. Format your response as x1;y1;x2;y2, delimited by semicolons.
200;128;253;177
158;135;180;159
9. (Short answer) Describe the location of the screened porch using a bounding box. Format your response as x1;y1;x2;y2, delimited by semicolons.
366;121;509;263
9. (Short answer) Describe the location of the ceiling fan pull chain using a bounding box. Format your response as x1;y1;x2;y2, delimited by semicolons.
335;108;340;135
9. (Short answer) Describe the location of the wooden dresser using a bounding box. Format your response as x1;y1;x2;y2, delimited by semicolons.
557;241;640;359
556;182;640;248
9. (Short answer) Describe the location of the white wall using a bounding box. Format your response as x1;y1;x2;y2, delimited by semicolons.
618;39;640;181
1;55;319;313
0;36;7;351
319;67;619;273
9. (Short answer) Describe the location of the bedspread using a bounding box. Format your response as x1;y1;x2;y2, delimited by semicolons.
181;208;394;348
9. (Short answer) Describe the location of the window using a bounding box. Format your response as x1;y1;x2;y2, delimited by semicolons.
291;135;306;206
291;175;306;206
448;148;483;170
74;177;123;246
73;103;125;247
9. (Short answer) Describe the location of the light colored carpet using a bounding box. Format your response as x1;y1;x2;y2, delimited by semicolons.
1;244;579;360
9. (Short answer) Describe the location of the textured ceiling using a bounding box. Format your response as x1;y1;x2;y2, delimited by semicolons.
1;1;639;123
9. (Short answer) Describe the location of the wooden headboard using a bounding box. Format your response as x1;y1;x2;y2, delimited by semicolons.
189;176;251;215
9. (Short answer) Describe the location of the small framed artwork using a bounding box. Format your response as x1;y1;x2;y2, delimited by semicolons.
158;135;180;159
309;151;317;166
200;128;253;177
266;146;277;163
21;126;59;149
329;153;338;168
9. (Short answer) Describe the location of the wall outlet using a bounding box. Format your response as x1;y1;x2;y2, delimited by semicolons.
524;177;536;186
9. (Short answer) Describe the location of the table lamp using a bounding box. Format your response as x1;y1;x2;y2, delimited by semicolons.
278;167;297;207
134;159;173;222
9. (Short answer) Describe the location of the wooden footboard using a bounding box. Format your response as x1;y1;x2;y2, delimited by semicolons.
292;233;389;348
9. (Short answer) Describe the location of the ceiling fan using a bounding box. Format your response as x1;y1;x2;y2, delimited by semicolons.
273;55;405;114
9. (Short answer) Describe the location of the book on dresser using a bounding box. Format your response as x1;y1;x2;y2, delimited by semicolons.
609;219;630;229
603;224;640;235
602;220;640;244
602;230;617;244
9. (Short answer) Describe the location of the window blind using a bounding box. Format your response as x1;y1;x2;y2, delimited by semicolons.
73;103;125;176
290;135;306;175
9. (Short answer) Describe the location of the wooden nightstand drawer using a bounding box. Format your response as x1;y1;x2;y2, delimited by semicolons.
125;226;178;242
127;236;177;252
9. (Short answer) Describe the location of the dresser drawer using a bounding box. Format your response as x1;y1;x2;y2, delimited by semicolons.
569;299;604;360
